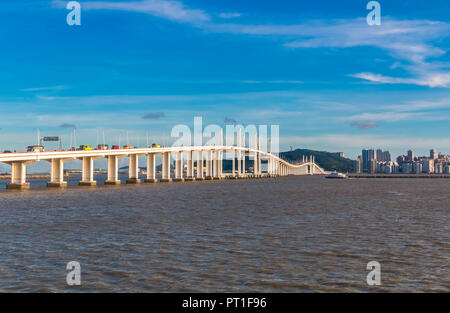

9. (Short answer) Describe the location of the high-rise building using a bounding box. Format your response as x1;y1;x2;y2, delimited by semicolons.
383;151;391;162
430;149;437;160
407;150;414;161
422;159;434;173
362;149;376;173
376;149;383;161
354;156;362;173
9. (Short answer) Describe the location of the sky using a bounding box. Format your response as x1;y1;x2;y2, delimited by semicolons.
0;0;449;164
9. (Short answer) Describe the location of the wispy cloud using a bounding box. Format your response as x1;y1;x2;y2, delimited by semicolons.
21;85;66;92
351;121;379;130
219;12;241;19
142;112;165;119
241;80;303;84
212;18;449;88
350;71;450;88
52;0;209;23
224;117;237;124
59;123;76;129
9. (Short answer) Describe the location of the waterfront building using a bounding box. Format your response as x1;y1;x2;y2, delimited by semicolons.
407;150;415;162
412;162;422;174
435;162;443;174
422;159;434;174
444;165;450;174
402;163;413;174
430;149;438;160
354;156;362;173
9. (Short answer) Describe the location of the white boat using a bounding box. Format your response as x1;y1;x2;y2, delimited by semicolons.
325;171;347;179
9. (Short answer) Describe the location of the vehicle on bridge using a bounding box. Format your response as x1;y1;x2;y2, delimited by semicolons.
78;145;93;151
123;145;133;149
97;144;109;150
111;145;120;149
152;143;161;148
27;145;44;152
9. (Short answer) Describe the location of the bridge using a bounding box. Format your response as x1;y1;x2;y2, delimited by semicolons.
0;144;326;190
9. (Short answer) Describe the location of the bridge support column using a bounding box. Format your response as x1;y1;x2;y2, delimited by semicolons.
205;150;213;180
47;158;69;188
160;152;172;182
241;150;246;178
174;152;184;182
237;149;242;178
6;161;33;190
231;149;236;178
258;153;262;176
126;154;141;184
144;153;158;183
196;151;204;180
213;150;222;179
218;150;223;178
79;157;97;186
185;151;195;181
105;155;121;185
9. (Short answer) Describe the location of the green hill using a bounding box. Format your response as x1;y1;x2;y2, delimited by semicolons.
281;149;355;173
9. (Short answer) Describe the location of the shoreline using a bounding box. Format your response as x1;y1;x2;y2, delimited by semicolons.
348;174;450;178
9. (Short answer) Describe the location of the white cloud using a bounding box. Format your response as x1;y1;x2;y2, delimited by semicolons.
241;80;303;84
52;0;210;23
218;12;241;19
20;85;66;92
350;71;450;88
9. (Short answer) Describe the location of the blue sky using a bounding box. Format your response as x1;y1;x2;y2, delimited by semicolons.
0;0;449;160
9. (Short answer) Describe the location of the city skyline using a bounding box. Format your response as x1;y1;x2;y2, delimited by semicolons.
0;0;449;159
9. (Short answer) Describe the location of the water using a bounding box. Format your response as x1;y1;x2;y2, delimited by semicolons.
0;175;448;292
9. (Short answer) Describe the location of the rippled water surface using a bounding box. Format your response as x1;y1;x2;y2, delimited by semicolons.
0;175;448;292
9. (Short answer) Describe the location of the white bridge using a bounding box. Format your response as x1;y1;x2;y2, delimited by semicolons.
0;145;326;190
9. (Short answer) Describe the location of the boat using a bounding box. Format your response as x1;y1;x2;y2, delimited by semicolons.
325;171;347;179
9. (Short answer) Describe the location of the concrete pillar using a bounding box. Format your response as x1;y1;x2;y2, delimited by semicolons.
237;149;242;177
46;158;68;188
185;150;195;181
196;150;204;180
218;150;223;178
104;155;121;185
161;152;172;182
174;151;184;182
213;150;221;179
231;148;236;178
6;161;31;190
144;153;157;183
242;150;246;177
79;157;96;186
205;150;213;180
258;153;262;175
126;154;141;184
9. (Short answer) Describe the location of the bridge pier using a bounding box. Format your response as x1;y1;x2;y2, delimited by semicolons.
213;150;222;179
79;156;98;186
196;151;204;180
144;153;158;183
205;150;213;180
126;154;141;184
174;151;184;182
6;161;34;190
185;150;196;181
160;152;172;182
105;155;122;185
47;158;70;188
237;148;242;178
